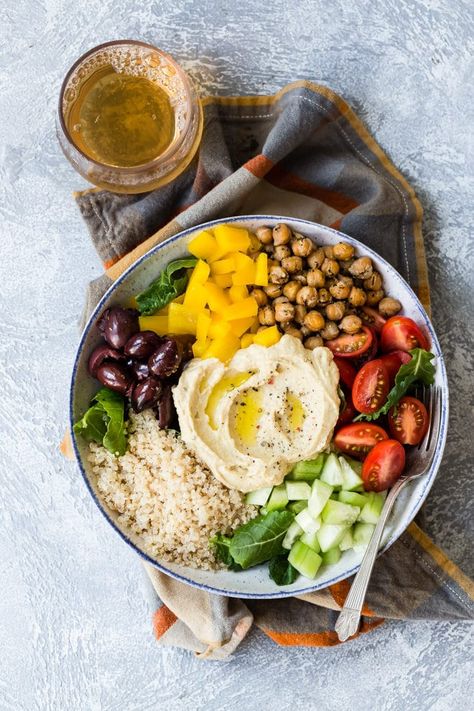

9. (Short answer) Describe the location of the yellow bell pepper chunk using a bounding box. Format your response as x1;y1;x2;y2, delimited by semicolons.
188;231;218;260
204;281;231;313
249;233;261;252
222;296;258;321
229;316;257;337
208;314;231;339
212;273;233;289
253;325;281;347
183;283;208;314
232;252;254;270
210;256;236;275
192;338;211;358
229;285;249;303
187;259;210;289
139;314;169;336
254;252;268;286
196;310;212;342
214;225;251;253
240;333;255;348
203;334;241;362
232;262;257;286
167;302;197;335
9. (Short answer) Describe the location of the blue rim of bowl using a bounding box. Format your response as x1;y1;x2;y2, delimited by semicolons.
70;215;449;599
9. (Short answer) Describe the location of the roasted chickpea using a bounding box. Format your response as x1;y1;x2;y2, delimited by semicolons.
296;286;319;308
326;301;345;321
252;288;268;307
264;284;282;299
304;335;324;349
318;288;332;305
329;275;353;299
349;256;373;280
340;314;362;334
339;259;355;273
307;268;325;288
273;295;290;304
321;258;340;278
294;304;307;325
256;226;273;245
273;245;291;261
282;280;301;301
269;265;289;285
294;273;307;285
258;305;276;326
282;255;303;273
333;242;355;261
273;223;292;246
291;236;313;257
348;286;367;307
323;245;335;259
378;296;402;317
304;310;325;332
248;250;262;261
274;301;295;323
300;325;311;338
366;289;384;305
267;258;279;269
283;324;303;341
307;247;325;269
321;321;339;340
364;271;383;291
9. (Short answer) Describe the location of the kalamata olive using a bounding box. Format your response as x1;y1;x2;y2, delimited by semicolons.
96;363;134;395
88;344;124;377
124;331;163;359
157;383;176;429
128;360;150;382
148;338;182;378
131;378;162;413
97;307;139;350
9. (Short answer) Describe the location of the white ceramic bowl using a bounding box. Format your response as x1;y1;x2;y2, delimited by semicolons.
70;216;448;598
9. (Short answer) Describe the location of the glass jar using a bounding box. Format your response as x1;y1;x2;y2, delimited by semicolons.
57;40;203;194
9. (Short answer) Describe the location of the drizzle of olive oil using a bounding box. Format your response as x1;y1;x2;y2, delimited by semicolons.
235;389;263;446
206;372;253;430
67;67;175;167
286;392;305;431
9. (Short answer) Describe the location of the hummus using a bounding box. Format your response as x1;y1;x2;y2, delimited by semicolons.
173;335;340;492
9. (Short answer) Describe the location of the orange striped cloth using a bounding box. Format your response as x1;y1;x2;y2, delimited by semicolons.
75;81;473;657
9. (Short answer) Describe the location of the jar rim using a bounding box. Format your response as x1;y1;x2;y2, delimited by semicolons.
57;39;197;174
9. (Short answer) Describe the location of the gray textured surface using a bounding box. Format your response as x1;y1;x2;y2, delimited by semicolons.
1;0;473;709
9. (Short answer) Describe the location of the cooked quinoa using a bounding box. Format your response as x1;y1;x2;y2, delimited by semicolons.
87;410;257;569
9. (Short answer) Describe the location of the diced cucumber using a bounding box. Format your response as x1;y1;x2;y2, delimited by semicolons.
285;481;311;501
288;500;308;514
358;492;385;524
353;522;375;551
295;508;321;535
300;530;320;552
322;547;342;566
287;454;326;481
339;528;354;551
245;486;272;507
288;540;322;579
282;520;304;550
321;499;360;526
338;490;369;508
320;453;344;487
344;456;362;476
307;479;333;518
266;484;288;511
317;523;349;552
339;456;364;491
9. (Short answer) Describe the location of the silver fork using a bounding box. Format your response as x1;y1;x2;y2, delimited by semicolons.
335;386;442;641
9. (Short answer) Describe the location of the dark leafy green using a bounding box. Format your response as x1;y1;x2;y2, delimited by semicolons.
229;510;294;569
209;534;242;571
269;555;299;586
74;388;127;456
136;257;198;315
355;348;436;422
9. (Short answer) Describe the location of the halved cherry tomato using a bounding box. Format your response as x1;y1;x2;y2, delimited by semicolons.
334;422;389;460
334;357;357;389
362;439;406;491
326;326;373;359
381;316;430;353
380;350;412;384
337;392;358;426
388;396;429;445
352;359;390;414
360;306;387;333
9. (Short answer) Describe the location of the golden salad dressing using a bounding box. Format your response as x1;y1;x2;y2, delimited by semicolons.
66;67;175;167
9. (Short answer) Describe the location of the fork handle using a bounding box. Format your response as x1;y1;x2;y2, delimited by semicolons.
334;477;408;641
